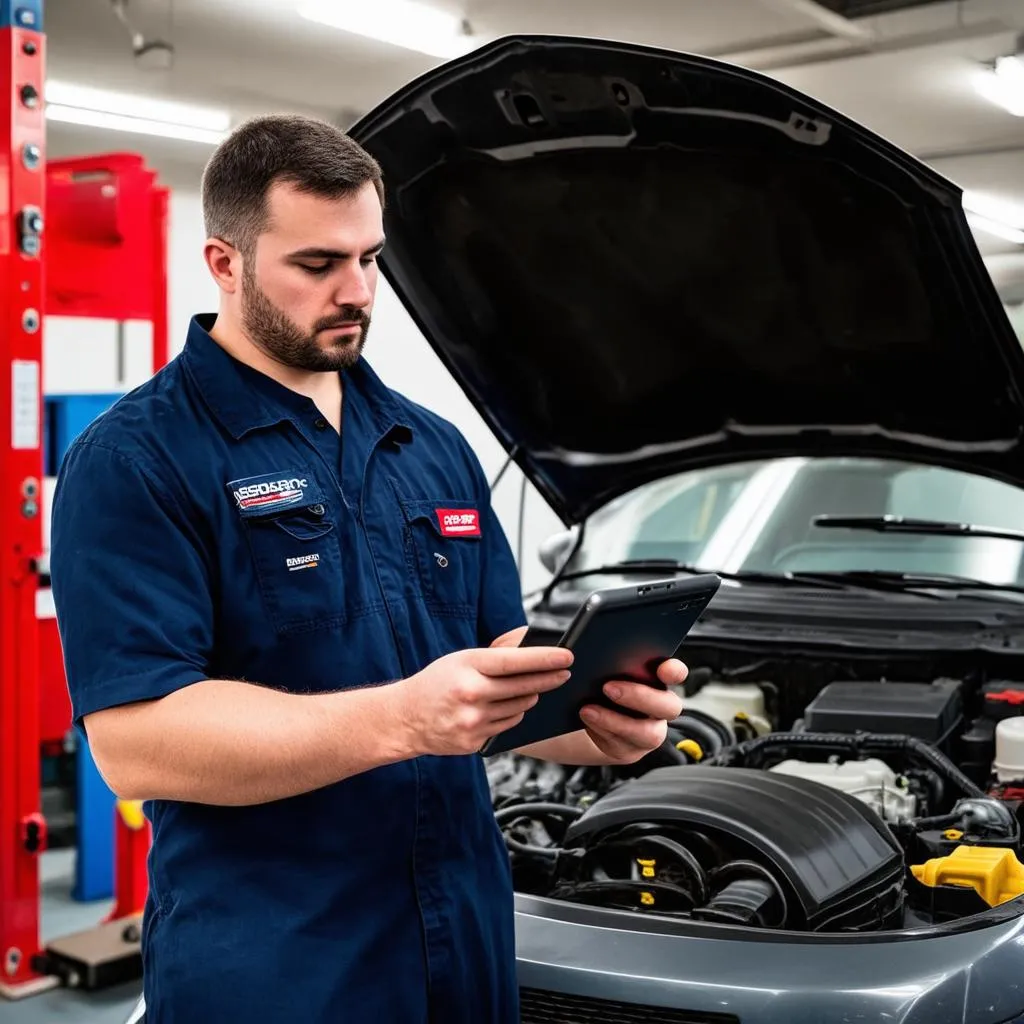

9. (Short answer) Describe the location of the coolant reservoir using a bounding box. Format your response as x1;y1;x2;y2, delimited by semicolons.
685;682;771;735
769;757;916;821
911;845;1024;907
993;716;1024;783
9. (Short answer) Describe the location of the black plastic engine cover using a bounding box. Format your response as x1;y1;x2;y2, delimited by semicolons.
564;766;905;931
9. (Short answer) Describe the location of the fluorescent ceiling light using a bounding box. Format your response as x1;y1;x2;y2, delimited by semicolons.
44;81;230;144
298;0;476;59
966;212;1024;246
975;55;1024;117
963;191;1024;247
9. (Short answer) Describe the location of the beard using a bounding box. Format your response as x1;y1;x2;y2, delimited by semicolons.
240;262;370;372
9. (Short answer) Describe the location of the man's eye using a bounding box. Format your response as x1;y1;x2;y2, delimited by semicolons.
299;263;331;275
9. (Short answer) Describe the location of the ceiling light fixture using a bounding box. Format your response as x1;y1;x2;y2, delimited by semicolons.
44;81;230;144
963;191;1024;247
297;0;476;59
975;54;1024;117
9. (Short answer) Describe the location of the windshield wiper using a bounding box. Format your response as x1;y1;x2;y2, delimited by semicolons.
535;558;1024;607
812;515;1024;544
781;568;1024;600
541;559;851;595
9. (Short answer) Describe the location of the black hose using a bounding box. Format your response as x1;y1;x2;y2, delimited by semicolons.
504;834;562;859
496;803;584;859
906;768;944;815
908;811;961;831
658;738;691;765
553;879;698;910
634;833;710;904
672;709;731;754
494;801;583;825
706;858;788;929
705;731;985;800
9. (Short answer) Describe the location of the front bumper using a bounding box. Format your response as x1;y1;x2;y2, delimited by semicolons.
514;894;1024;1023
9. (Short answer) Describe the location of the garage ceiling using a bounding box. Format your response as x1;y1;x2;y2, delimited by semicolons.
41;0;1024;285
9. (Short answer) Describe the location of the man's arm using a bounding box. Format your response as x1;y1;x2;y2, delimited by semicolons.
85;679;413;806
513;727;622;766
53;441;572;807
88;642;571;806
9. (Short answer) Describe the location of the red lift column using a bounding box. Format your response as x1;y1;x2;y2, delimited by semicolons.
0;0;51;1000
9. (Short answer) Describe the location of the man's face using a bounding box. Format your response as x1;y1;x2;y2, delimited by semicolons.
239;179;385;373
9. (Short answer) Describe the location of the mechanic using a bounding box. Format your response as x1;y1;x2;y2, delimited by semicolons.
48;113;687;1024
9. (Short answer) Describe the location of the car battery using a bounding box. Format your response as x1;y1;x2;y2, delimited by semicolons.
803;679;963;753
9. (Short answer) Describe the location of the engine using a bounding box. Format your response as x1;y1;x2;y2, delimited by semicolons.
489;661;1024;935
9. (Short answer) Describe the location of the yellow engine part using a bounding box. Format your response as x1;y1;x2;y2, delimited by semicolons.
675;739;703;761
636;858;657;879
911;845;1024;907
117;798;146;831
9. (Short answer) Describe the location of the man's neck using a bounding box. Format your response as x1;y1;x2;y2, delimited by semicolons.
208;314;343;432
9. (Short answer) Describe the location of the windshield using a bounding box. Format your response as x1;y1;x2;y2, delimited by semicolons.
568;457;1024;587
1008;300;1024;347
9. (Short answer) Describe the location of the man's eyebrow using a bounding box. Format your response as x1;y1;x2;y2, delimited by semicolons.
288;238;386;260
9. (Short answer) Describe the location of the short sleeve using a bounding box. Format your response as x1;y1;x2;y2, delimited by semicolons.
49;440;213;727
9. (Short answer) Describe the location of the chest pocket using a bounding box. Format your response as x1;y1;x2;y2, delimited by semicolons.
398;496;483;618
229;471;346;635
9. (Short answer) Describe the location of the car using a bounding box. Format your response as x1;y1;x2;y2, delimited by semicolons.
348;33;1024;1024
124;33;1024;1024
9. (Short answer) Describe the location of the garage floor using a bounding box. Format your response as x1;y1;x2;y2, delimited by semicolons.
5;850;143;1024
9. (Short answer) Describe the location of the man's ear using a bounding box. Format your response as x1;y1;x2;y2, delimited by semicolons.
203;236;242;294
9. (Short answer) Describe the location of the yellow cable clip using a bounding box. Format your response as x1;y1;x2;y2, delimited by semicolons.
637;857;657;879
676;739;703;761
117;799;146;831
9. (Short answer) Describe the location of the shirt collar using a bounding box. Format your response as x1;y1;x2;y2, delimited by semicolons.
181;313;412;443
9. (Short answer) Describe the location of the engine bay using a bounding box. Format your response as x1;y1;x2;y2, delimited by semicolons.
487;645;1024;934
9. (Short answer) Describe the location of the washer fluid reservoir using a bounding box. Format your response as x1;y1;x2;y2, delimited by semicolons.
684;682;771;735
994;716;1024;783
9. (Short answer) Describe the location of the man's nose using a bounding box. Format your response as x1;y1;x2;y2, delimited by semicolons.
333;264;372;309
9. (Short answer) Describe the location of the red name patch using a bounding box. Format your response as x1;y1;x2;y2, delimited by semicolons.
436;508;481;537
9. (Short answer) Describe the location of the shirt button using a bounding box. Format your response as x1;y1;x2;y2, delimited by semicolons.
314;417;328;430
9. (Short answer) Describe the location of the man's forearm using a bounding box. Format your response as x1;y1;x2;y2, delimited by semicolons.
86;678;415;806
513;729;623;766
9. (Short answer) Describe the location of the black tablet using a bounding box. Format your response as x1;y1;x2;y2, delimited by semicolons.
480;573;721;756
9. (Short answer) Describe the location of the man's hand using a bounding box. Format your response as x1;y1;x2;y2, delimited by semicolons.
395;636;573;757
492;626;687;766
579;659;687;763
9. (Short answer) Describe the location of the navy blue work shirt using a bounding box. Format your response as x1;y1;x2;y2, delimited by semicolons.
49;314;528;1024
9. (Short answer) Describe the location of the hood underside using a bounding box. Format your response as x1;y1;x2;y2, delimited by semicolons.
349;35;1024;524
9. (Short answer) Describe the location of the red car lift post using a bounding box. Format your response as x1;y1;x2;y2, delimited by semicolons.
0;0;169;994
33;150;169;992
0;0;50;999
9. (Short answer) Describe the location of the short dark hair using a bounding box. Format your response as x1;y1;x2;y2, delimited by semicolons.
201;113;384;256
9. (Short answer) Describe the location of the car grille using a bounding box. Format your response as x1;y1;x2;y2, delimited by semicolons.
520;987;740;1023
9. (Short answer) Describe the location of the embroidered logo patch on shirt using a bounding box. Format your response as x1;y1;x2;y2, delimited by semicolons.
436;508;481;537
229;472;309;515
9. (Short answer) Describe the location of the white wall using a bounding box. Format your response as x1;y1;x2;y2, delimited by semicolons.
44;188;562;596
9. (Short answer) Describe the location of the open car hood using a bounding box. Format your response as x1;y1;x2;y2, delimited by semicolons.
349;35;1024;525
